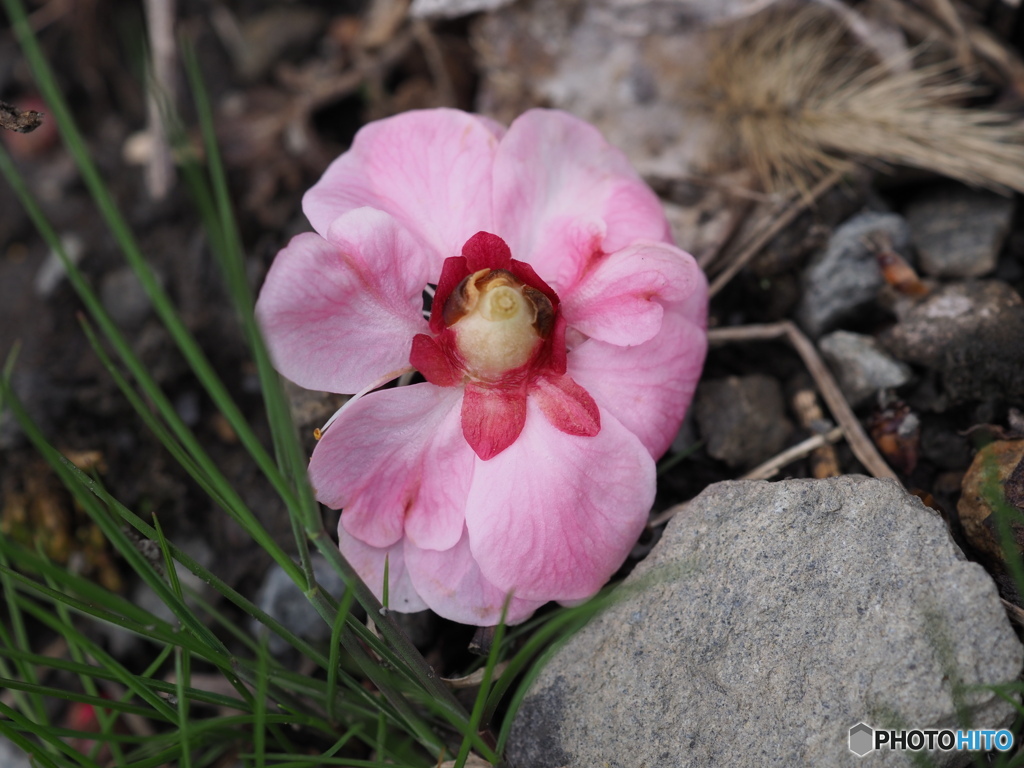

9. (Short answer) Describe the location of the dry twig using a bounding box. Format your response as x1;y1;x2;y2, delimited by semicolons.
707;170;843;297
412;19;456;106
143;0;177;200
649;321;898;529
1001;598;1024;628
870;0;1024;92
650;425;845;528
740;426;844;482
791;389;841;478
706;322;897;481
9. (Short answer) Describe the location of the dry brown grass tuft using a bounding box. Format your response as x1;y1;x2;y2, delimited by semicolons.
701;5;1024;194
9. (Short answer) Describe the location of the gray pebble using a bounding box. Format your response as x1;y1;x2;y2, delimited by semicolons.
253;555;347;656
797;212;912;337
100;266;152;328
905;184;1015;279
818;330;913;407
693;374;792;468
0;736;32;768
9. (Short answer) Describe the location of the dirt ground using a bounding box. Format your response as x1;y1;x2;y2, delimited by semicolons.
2;0;1024;740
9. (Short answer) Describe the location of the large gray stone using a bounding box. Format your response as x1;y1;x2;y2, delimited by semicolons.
508;476;1022;768
880;280;1024;405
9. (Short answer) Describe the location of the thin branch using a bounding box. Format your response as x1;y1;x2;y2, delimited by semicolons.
143;0;177;200
742;426;844;481
412;19;456;106
707;321;898;480
648;426;844;528
708;171;843;297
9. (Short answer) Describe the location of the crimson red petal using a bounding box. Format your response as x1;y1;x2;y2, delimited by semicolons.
509;258;559;307
532;374;600;436
410;333;460;386
462;231;512;272
462;381;528;460
429;256;471;333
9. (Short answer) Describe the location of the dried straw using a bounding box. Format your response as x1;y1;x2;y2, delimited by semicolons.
702;5;1024;193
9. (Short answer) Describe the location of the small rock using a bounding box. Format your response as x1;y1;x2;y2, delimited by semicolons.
508;476;1023;768
174;390;202;428
693;374;792;468
100;267;152;328
867;401;921;474
0;368;62;450
0;736;32;768
905;184;1015;279
254;555;348;656
919;418;973;471
880;281;1024;404
33;233;84;297
818;330;913;406
797;212;912;337
957;440;1024;571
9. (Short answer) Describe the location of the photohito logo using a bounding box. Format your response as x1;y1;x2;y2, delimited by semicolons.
848;722;1014;756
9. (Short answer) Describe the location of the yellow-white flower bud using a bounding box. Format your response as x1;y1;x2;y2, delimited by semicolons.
444;268;553;380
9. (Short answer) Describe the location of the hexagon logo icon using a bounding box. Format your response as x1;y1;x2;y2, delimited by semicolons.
849;722;874;756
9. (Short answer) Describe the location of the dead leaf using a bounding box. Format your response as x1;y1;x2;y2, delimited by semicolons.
0;99;44;133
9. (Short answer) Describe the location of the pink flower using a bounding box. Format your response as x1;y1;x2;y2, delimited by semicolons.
255;109;708;626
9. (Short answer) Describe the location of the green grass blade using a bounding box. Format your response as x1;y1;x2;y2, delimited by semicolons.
0;142;304;590
0;647;247;711
177;32;470;722
0;677;164;719
482;601;597;729
254;631;269;768
38;566;127;766
7;593;179;722
179;40;321;532
175;646;193;768
0;551;47;724
326;583;357;725
454;606;507;768
0;704;90;768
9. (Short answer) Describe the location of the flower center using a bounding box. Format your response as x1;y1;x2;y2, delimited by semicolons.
444;268;553;380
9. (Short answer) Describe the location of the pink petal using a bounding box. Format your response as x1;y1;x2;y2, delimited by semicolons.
338;527;428;613
567;291;709;459
461;381;528;460
561;241;703;347
531;374;600;437
255;208;430;394
311;384;472;552
465;400;654;602
405;528;546;626
492;109;670;290
303;110;499;263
